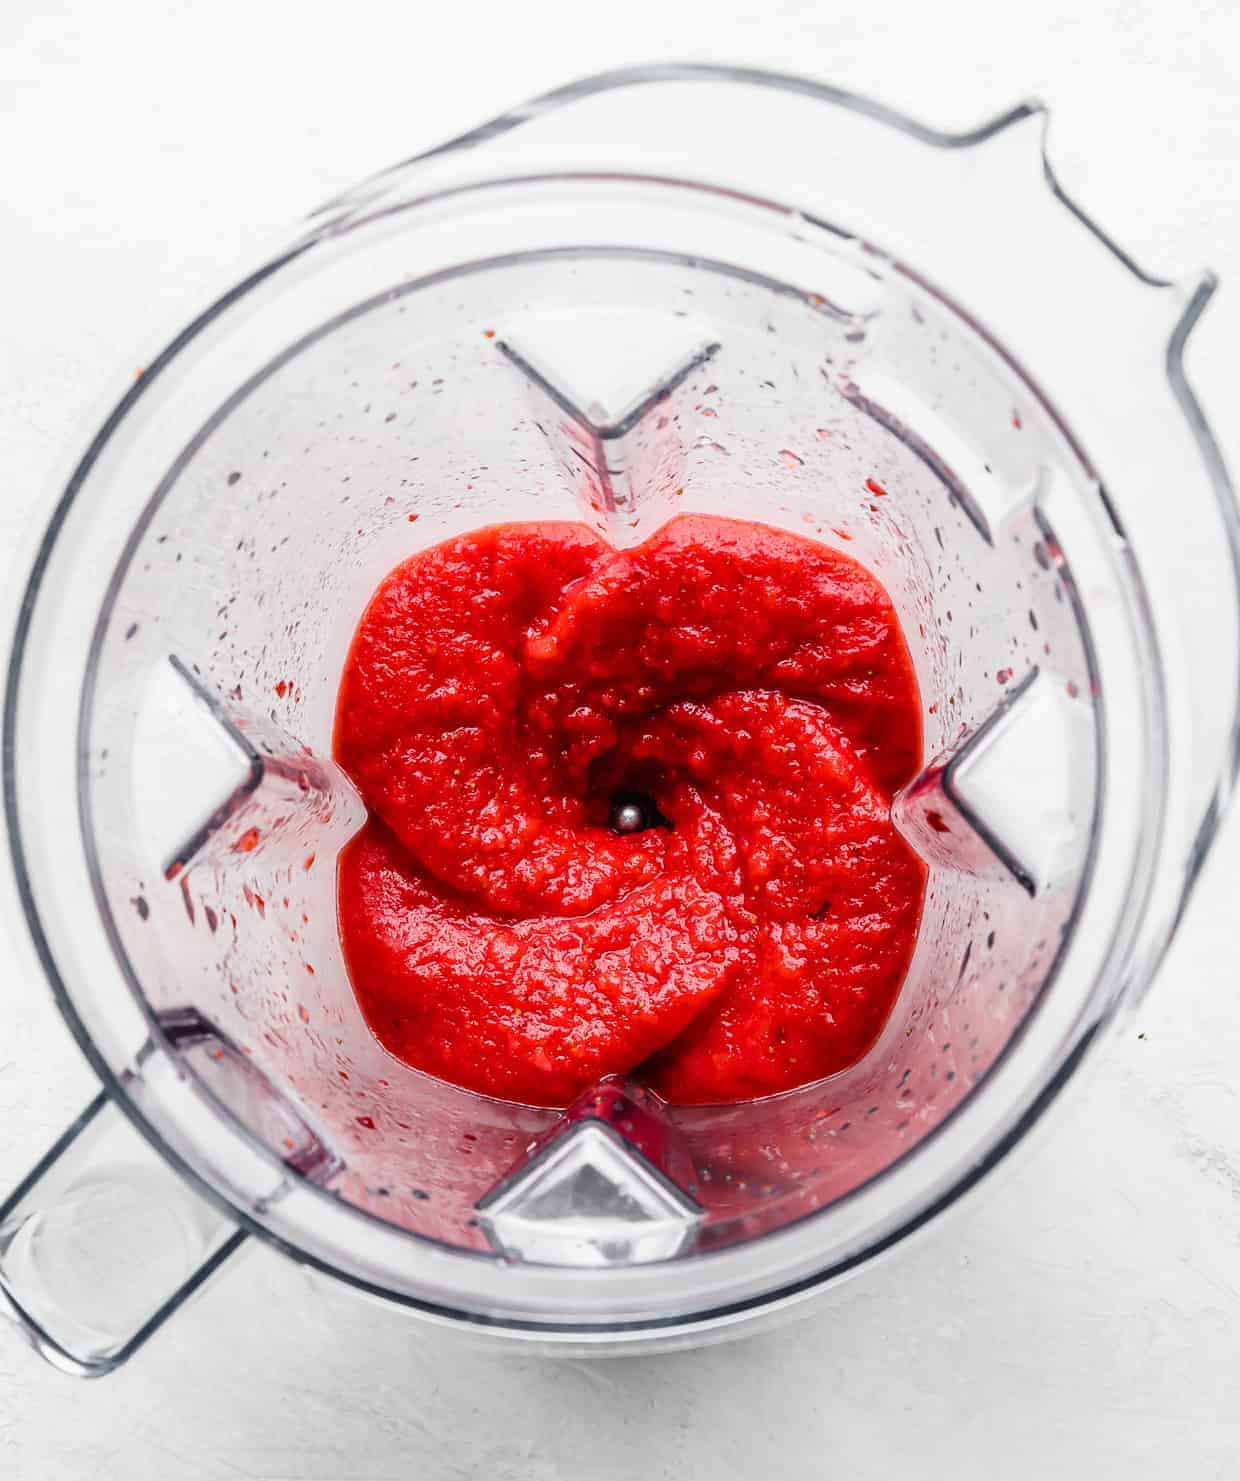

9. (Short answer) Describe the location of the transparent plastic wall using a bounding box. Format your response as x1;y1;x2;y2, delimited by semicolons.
85;243;1097;1254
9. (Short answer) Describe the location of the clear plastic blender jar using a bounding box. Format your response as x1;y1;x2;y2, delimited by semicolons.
2;65;1236;1374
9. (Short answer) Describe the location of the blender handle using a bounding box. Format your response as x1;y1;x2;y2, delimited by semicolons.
0;1091;247;1377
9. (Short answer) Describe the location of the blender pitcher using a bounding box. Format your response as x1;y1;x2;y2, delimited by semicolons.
2;65;1237;1375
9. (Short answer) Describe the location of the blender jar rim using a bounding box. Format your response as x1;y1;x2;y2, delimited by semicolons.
3;65;1235;1339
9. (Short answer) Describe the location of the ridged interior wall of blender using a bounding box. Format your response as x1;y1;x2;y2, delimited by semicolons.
85;250;1098;1254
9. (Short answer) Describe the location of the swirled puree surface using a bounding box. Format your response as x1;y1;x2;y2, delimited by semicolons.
335;515;925;1107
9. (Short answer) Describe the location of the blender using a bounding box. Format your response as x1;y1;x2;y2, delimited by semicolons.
2;64;1236;1374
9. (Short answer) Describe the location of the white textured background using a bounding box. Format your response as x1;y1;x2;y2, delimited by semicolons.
2;2;1238;1476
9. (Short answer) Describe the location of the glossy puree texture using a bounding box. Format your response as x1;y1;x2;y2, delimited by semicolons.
335;515;925;1106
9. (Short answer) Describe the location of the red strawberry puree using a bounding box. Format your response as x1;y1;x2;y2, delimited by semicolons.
335;515;925;1107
